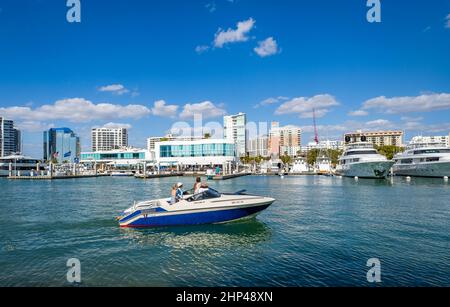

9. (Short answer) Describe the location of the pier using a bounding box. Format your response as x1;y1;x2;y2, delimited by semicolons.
212;173;251;180
134;173;183;179
7;174;109;180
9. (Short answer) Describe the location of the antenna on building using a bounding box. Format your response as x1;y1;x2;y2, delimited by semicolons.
313;108;319;145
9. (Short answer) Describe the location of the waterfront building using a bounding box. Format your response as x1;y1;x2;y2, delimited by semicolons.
224;113;247;157
81;147;150;167
247;136;269;157
155;139;237;168
91;127;128;152
410;135;449;147
147;134;200;152
344;130;404;147
269;122;302;157
302;140;344;152
0;117;21;157
43;128;80;163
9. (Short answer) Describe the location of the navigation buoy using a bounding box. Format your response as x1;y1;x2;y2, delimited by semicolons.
444;176;449;182
354;176;359;181
406;176;411;182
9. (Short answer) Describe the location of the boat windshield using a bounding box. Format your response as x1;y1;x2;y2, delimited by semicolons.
188;188;221;202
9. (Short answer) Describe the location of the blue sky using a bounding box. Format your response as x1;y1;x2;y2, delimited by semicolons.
0;0;449;157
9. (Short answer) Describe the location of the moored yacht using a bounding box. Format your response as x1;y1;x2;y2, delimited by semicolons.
337;142;394;179
0;155;45;177
393;142;450;178
117;188;275;228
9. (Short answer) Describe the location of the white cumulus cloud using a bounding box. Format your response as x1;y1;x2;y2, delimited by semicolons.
180;101;227;119
254;37;279;57
214;18;255;48
275;94;340;118
348;110;369;116
151;100;179;118
0;98;151;123
98;84;130;95
362;93;450;114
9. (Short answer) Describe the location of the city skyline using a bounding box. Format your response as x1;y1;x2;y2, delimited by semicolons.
0;0;449;157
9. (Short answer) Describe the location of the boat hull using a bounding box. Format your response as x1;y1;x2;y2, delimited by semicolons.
393;161;450;178
119;203;272;228
338;161;394;179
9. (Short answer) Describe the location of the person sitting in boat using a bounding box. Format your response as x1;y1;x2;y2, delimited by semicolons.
170;184;177;205
175;182;184;202
197;183;209;194
194;177;202;194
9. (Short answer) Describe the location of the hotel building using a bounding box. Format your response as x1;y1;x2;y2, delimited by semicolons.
344;130;404;147
43;128;80;163
224;113;247;157
91;127;128;152
0;117;21;157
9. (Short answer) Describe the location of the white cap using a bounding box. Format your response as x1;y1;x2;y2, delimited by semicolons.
177;182;183;187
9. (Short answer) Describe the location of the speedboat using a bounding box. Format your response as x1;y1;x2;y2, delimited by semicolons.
117;188;275;228
336;142;394;179
393;141;450;178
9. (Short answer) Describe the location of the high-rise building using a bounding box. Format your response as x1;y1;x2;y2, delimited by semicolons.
269;122;302;157
224;113;247;157
344;130;404;147
247;136;269;157
91;127;128;152
0;117;21;157
43;128;80;163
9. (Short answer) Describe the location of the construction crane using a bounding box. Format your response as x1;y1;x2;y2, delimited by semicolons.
313;108;319;145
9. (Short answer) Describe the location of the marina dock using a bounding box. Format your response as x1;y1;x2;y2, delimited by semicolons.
134;173;183;179
7;174;109;180
212;173;251;180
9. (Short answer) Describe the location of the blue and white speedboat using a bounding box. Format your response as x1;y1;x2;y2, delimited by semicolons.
117;188;275;228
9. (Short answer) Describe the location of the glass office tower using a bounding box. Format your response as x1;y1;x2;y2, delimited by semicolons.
43;128;80;163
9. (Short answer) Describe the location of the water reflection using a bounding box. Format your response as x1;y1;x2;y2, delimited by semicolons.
119;218;272;249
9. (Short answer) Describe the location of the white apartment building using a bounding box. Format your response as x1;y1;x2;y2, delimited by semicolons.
247;136;269;157
91;127;128;152
224;113;247;157
303;140;344;152
410;135;450;147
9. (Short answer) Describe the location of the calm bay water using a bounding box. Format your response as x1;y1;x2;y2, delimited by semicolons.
0;175;449;287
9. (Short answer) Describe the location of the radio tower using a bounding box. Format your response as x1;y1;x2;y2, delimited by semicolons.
313;108;319;145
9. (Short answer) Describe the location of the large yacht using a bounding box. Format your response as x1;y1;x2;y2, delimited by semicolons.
393;141;450;178
0;155;45;177
337;142;394;179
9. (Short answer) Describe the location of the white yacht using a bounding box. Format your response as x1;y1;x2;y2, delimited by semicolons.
337;142;394;179
314;155;332;174
393;142;450;178
290;157;309;173
0;155;45;177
